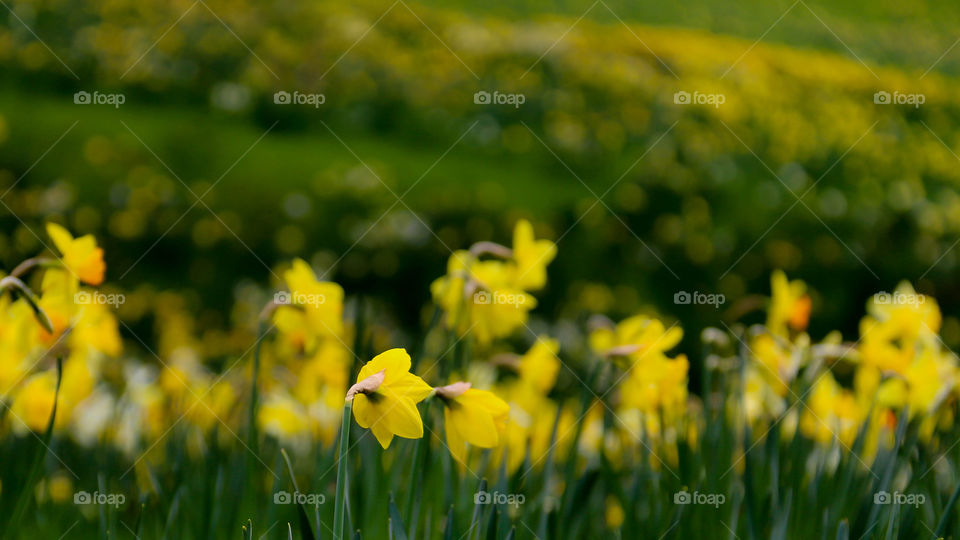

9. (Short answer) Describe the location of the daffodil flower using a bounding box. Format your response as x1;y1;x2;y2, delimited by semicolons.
516;338;560;394
589;314;683;368
510;219;556;290
435;381;509;463
768;270;811;336
46;223;105;286
348;348;432;448
274;258;345;344
430;221;555;346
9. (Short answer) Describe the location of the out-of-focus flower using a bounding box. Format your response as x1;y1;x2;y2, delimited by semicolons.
9;370;58;433
259;392;311;443
273;258;345;346
854;281;957;424
589;314;682;367
605;496;625;530
431;220;555;345
619;353;689;417
349;348;433;449
517;337;560;394
767;270;811;336
800;371;861;447
510;219;556;290
46;222;105;286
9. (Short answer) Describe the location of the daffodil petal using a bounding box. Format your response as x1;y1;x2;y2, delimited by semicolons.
378;394;423;439
359;348;411;382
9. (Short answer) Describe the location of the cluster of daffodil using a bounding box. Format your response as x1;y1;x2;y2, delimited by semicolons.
725;271;960;465
6;219;960;483
430;220;556;345
253;258;351;450
0;224;120;441
587;315;693;469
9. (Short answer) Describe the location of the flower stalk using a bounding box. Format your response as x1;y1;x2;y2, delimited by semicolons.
333;399;353;540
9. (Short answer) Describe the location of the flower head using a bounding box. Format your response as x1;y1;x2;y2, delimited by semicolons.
349;348;433;448
436;381;509;463
274;258;344;345
511;219;556;290
46;223;105;286
768;270;811;336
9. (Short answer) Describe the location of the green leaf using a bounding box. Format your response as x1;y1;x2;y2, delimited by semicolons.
935;480;960;538
836;519;849;540
468;478;486;540
443;505;455;540
280;448;317;540
389;493;409;540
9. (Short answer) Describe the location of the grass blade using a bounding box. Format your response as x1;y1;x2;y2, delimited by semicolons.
935;480;960;538
389;493;409;540
280;448;317;540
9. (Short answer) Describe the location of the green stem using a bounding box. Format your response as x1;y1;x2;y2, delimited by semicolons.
405;400;432;538
0;276;53;333
247;319;267;453
334;400;353;540
935;479;960;538
9;257;57;279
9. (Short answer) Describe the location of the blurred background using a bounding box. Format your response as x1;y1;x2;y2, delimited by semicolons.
3;0;960;373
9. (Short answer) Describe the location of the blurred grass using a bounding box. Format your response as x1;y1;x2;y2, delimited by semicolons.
0;85;582;215
424;0;960;76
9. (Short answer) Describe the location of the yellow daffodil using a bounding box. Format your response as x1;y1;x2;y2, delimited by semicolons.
619;353;689;417
436;381;509;463
275;258;345;343
589;314;683;368
800;371;861;447
748;333;802;397
431;221;555;346
9;370;58;433
517;337;560;394
46;223;106;286
511;219;556;290
767;270;811;336
349;348;432;449
258;392;311;443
